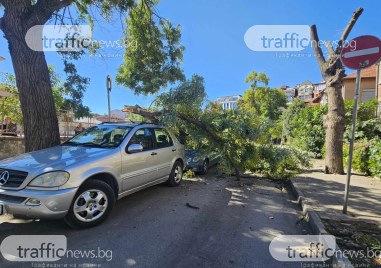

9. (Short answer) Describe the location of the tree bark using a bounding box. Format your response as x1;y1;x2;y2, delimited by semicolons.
0;1;70;152
324;86;345;174
310;7;363;174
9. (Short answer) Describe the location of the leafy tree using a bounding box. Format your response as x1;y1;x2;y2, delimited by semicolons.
239;71;287;121
244;71;269;89
116;0;185;95
289;103;326;158
1;67;91;125
0;73;22;124
282;98;306;139
0;0;177;152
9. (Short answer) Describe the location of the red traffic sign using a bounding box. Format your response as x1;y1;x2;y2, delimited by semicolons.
341;35;381;70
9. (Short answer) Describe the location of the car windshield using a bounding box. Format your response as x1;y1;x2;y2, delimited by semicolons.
63;125;133;148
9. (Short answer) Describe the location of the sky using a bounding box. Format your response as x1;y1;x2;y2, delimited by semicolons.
0;0;380;115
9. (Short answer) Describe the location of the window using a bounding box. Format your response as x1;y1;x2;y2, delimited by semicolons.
361;89;375;102
64;125;132;148
128;128;155;151
154;129;173;148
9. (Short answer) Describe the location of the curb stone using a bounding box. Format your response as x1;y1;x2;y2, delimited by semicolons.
290;178;354;268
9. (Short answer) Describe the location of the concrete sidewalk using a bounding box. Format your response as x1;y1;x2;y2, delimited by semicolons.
292;163;381;223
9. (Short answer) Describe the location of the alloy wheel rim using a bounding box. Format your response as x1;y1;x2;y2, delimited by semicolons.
73;189;108;222
174;165;183;183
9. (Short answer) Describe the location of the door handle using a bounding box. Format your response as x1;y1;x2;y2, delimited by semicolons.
151;152;157;156
172;149;177;152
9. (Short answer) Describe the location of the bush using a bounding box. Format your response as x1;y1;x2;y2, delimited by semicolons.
368;138;381;178
342;138;381;178
282;100;326;158
344;99;381;142
343;142;370;175
245;145;311;181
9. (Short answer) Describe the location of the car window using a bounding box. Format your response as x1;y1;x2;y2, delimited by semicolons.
64;125;132;148
154;128;174;148
128;128;155;151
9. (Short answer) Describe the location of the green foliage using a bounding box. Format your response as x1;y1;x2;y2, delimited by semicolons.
368;138;381;178
183;169;195;178
343;138;381;178
282;99;326;157
60;61;91;118
239;72;287;121
344;99;381;142
116;0;185;95
244;71;269;89
343;142;371;175
246;145;312;180
1;66;91;123
154;76;310;180
282;98;306;137
0;73;22;124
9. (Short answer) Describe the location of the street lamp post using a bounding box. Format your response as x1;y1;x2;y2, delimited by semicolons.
107;75;112;122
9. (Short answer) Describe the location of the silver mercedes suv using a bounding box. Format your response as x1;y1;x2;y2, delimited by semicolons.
0;123;185;228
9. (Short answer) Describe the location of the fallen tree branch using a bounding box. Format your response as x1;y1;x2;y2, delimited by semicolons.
122;105;242;180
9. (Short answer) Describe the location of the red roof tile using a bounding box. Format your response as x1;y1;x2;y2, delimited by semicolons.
343;64;378;79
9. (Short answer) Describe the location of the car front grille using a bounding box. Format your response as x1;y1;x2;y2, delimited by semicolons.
0;168;28;188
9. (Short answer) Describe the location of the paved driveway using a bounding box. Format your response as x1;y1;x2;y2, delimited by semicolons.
0;175;313;268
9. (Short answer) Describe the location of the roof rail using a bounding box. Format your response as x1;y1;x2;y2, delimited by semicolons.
99;121;132;124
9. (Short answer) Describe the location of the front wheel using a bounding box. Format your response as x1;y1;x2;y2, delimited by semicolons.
167;160;183;187
198;159;209;175
64;179;115;229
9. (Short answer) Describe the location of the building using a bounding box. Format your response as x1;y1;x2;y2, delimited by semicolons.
281;85;297;104
342;64;378;102
215;95;242;110
110;109;127;120
313;81;327;105
297;81;314;101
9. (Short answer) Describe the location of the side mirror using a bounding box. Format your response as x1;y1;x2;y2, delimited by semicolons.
127;144;143;153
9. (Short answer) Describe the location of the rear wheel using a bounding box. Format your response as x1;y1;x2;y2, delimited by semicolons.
167;160;183;186
64;179;115;229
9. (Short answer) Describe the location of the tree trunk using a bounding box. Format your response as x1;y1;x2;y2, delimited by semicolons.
310;8;363;174
1;5;61;152
324;86;345;174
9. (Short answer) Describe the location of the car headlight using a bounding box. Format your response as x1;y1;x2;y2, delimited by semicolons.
28;171;70;188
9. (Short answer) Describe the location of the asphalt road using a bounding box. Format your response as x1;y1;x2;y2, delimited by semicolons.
0;173;314;268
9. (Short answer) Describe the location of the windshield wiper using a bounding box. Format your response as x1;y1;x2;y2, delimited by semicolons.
80;142;105;148
62;141;81;146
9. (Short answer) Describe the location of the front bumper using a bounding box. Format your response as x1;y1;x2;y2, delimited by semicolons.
184;162;203;172
0;187;78;219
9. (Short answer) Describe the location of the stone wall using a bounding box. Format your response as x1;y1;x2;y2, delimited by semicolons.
0;136;25;160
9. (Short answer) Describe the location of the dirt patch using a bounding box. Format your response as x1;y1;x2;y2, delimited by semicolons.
323;219;381;267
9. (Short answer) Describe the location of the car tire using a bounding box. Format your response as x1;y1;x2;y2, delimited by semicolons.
198;159;209;175
64;179;116;229
167;160;183;187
